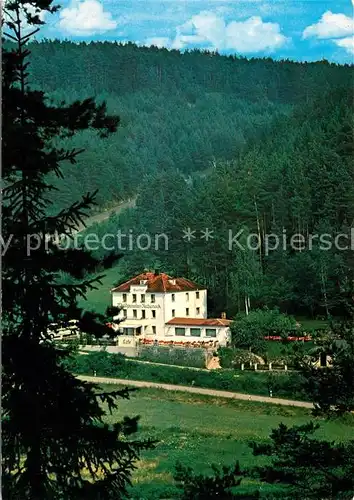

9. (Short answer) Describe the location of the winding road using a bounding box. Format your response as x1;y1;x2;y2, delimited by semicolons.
76;197;137;234
77;375;313;408
75;168;210;234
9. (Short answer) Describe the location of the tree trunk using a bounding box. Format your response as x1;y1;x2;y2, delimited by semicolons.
254;197;262;268
320;267;330;318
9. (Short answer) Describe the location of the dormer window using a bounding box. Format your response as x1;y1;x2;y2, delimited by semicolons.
140;280;147;285
169;279;176;285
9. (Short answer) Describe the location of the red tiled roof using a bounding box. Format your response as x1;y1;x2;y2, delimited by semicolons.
166;317;232;327
111;272;205;293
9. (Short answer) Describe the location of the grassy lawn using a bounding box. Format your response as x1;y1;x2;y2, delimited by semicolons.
264;339;314;361
295;316;329;331
101;385;354;499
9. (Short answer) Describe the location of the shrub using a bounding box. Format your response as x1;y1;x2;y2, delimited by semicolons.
174;462;247;499
231;308;297;353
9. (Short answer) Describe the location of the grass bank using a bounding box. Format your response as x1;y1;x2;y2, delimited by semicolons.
65;351;309;401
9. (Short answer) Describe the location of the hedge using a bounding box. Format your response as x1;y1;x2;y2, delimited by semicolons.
136;345;206;368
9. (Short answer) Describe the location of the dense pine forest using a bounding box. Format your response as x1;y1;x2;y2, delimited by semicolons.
27;41;354;319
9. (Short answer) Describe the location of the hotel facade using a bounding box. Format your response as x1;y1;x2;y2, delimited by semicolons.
111;272;231;346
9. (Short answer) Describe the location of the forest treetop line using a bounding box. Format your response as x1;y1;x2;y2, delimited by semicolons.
27;39;354;63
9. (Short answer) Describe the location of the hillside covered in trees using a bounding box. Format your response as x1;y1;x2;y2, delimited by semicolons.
27;41;354;318
27;41;352;209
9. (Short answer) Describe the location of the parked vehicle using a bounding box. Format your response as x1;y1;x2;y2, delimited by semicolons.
48;319;80;340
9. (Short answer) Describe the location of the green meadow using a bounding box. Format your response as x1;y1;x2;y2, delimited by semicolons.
78;265;123;315
101;385;354;499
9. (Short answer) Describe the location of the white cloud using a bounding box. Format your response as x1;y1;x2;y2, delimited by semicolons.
58;0;117;35
145;37;171;48
170;11;288;53
334;36;354;55
173;11;225;49
225;16;288;53
303;11;354;56
303;11;353;40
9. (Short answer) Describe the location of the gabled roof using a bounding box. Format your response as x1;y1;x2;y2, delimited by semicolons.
166;317;232;327
111;272;205;293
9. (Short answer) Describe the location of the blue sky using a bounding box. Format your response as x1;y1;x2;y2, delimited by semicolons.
39;0;353;63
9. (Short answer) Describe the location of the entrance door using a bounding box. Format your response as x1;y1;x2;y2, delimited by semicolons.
320;353;327;367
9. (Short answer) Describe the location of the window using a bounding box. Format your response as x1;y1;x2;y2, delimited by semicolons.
151;294;155;303
140;280;147;285
172;309;175;317
133;309;137;318
141;310;146;319
175;327;186;336
141;294;145;303
190;328;201;337
172;293;175;302
196;291;200;299
196;307;200;315
122;293;127;302
186;292;189;301
152;310;156;318
124;327;134;335
152;326;156;334
132;294;137;303
123;309;127;317
186;308;189;316
206;328;217;338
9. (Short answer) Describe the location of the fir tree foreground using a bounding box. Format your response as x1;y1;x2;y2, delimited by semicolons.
2;2;153;498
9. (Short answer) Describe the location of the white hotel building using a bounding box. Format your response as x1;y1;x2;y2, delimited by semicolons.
111;272;231;346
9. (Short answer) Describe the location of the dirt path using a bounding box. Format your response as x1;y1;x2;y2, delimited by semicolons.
77;375;313;408
75;168;212;234
76;197;137;233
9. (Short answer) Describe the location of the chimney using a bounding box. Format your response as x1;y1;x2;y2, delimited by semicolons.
221;312;226;319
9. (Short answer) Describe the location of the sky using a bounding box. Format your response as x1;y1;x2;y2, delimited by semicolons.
38;0;354;64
